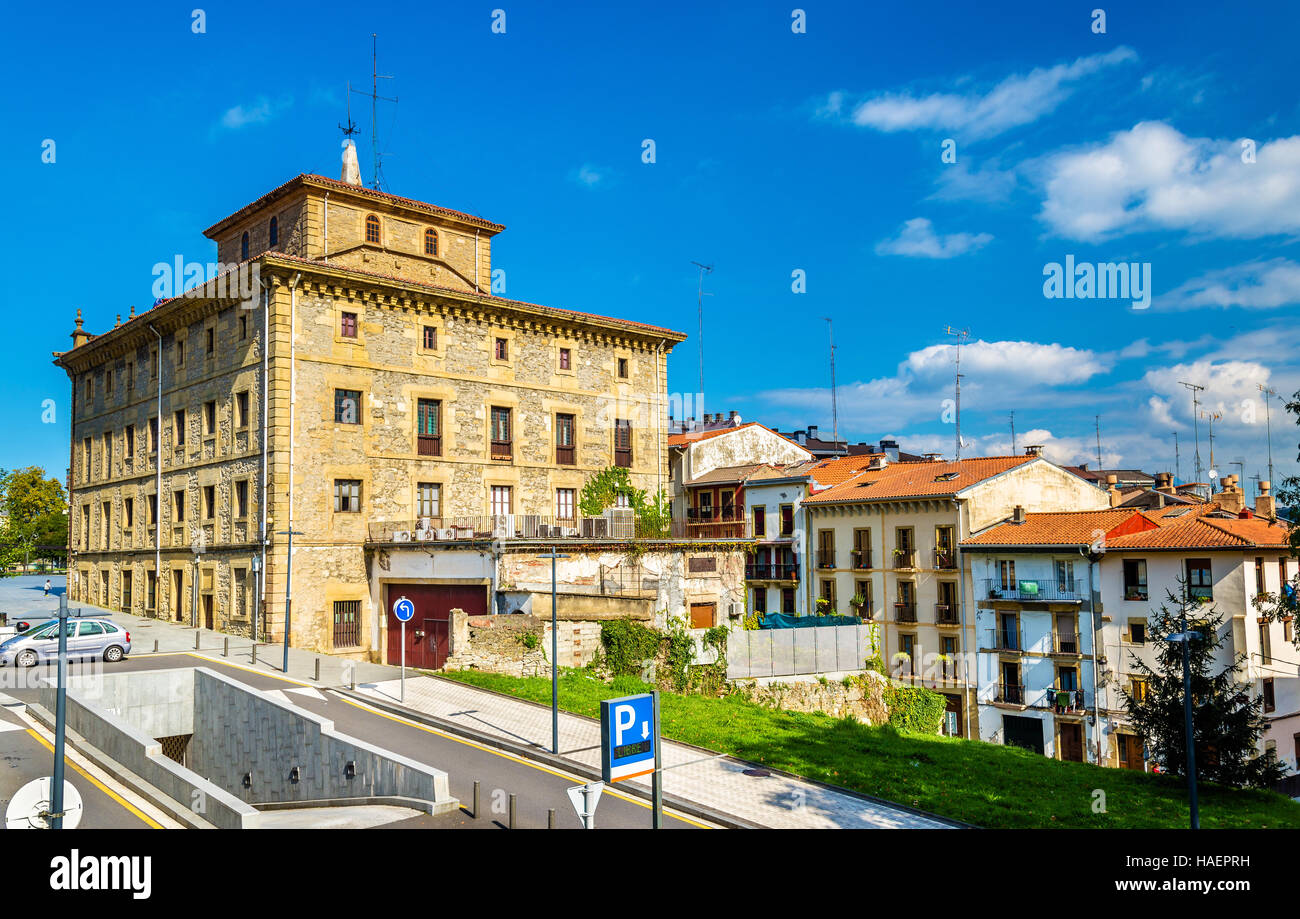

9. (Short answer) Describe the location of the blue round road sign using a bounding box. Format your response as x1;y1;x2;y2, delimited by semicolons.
392;596;415;622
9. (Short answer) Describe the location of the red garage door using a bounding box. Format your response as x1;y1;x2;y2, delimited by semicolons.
385;584;487;670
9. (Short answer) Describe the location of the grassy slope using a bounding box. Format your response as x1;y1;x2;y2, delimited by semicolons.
439;668;1300;829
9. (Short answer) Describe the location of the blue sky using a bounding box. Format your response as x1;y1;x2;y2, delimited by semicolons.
3;0;1298;490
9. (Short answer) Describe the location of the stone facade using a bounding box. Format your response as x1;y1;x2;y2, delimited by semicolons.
733;670;892;725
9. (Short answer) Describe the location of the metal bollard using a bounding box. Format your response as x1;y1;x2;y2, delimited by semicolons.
251;643;257;664
223;637;229;657
153;639;159;653
472;781;480;819
548;808;555;829
194;631;200;650
314;658;320;682
508;793;516;829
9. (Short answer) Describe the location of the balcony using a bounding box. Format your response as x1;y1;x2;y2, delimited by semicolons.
685;506;747;539
934;549;957;570
1043;686;1088;714
745;562;799;582
851;549;872;570
935;604;961;626
1051;631;1082;655
893;549;916;569
982;578;1084;602
417;433;442;457
367;511;748;544
490;439;513;461
983;628;1022;652
993;682;1027;706
555;444;575;466
894;602;918;623
816;550;836;570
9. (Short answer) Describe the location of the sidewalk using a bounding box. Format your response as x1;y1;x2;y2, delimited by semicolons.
355;675;959;829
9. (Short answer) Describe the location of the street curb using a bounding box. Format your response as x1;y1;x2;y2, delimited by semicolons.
418;673;974;829
331;686;761;829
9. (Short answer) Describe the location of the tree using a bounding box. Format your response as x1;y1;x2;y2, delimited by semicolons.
1122;581;1285;789
577;466;670;537
0;466;68;575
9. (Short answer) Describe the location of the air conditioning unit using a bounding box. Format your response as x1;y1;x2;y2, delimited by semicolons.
563;527;579;538
491;515;512;539
582;517;609;539
453;526;474;540
436;528;455;540
605;507;636;539
392;530;412;542
416;517;433;533
416;529;434;541
517;515;541;538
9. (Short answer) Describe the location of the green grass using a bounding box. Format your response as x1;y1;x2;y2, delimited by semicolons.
439;668;1300;829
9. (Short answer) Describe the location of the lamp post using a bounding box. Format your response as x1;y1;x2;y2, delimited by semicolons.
1168;607;1202;830
50;591;69;829
250;554;261;643
277;528;304;674
537;548;569;754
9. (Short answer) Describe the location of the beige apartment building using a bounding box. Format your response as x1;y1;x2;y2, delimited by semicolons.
55;153;686;658
800;450;1108;736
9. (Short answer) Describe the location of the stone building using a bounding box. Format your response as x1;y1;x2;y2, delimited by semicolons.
54;154;688;660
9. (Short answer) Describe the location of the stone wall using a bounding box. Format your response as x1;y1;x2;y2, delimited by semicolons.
443;609;607;674
733;670;891;725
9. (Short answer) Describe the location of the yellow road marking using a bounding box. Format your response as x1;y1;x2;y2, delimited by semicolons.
27;730;164;829
336;694;712;828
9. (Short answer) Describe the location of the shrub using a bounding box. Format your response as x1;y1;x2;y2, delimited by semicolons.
883;684;947;734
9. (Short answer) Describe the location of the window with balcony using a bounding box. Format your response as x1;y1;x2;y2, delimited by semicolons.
1186;558;1213;600
936;581;958;624
555;413;576;465
855;579;873;618
614;418;632;468
820;578;836;610
334;479;362;513
490;407;512;460
898;633;916;677
417;399;442;455
1054;559;1076;593
1123;559;1148;600
935;525;956;569
895;581;917;622
335;389;361;424
894;527;915;568
852;528;871;569
816;530;835;569
997;559;1016;593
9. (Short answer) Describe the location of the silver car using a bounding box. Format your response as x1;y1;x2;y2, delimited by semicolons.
0;618;131;666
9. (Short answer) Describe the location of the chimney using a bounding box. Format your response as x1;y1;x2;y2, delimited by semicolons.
808;425;819;440
1257;480;1277;519
1155;492;1166;509
729;410;739;424
923;452;942;462
342;139;362;185
869;454;889;470
1217;477;1245;514
1012;505;1026;524
880;438;900;462
1154;471;1176;495
1025;445;1044;457
1107;474;1122;508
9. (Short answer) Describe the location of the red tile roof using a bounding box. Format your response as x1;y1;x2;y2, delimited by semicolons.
961;509;1158;546
1106;514;1291;550
667;422;809;451
803;456;1037;505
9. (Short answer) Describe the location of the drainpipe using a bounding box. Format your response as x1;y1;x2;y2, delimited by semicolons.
656;338;666;501
284;272;301;651
322;192;329;261
953;497;971;740
1082;549;1103;765
148;323;163;616
257;277;272;641
474;229;481;293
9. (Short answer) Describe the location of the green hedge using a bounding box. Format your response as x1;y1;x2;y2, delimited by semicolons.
883;684;947;734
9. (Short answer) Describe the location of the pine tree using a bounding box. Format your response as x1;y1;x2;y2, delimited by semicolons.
1121;581;1285;789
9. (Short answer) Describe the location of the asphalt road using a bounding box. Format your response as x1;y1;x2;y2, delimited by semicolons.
4;653;706;829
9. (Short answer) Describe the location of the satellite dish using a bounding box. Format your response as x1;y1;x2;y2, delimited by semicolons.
5;777;83;829
1208;469;1219;480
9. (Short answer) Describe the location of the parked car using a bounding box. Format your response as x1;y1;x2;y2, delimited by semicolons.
0;618;131;667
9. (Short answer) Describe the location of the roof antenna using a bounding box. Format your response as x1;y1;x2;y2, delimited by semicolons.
339;82;361;185
350;33;398;191
1009;411;1016;456
692;261;714;413
943;326;970;461
824;317;839;447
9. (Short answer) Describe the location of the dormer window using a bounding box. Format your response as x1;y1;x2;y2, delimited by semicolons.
424;228;438;256
241;232;250;261
269;216;278;248
365;214;381;244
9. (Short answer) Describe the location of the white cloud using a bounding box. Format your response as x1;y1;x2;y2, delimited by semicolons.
829;47;1136;140
929;160;1019;203
1039;122;1300;241
571;163;610;188
874;218;992;259
219;97;286;130
1142;360;1273;430
904;339;1108;386
1158;258;1300;310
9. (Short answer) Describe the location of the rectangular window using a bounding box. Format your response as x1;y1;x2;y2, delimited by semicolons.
333;479;362;513
417;482;441;520
753;588;767;614
149;417;158;453
1261;622;1273;665
491;485;512;516
779;504;794;536
852;528;871;569
614;418;632;468
340;312;358;338
559;347;571;370
121;571;132;612
998;559;1017;591
617;357;629;379
495;338;508;361
856;579;872;617
235;391;249;428
203;485;215;520
80;505;89;550
781;587;796;614
176;337;185;367
1130;678;1149;703
423;325;437;350
82;437;92;480
335;389;361;424
1054;558;1076;591
101;502;111;548
1186;558;1213;600
205;327;214;355
235;480;248;518
173;490;185;523
935;525;956;568
416;399;442;455
127;362;134;390
150;349;158;379
105;369;112;395
752;505;766;538
333;600;361;648
1256;557;1266;594
1122;559;1148;600
85;376;92;400
817;529;835;569
238;314;247;340
125;424;135;460
894;527;915;567
124;497;134;528
234;569;247;618
203;400;216;435
1129;621;1146;644
820;578;836;610
148;494;157;527
174;409;186;447
490;407;512;460
1264;678;1276;713
556;413;576;465
147;571;157;612
103;431;112;469
556;487;576;521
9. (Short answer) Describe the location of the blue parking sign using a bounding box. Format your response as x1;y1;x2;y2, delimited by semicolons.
600;693;656;783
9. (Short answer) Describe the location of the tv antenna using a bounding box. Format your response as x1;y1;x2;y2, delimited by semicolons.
350;33;398;191
1009;411;1016;456
824;318;839;446
943;326;970;461
1201;409;1222;484
1172;431;1180;483
339;80;359;139
1095;415;1104;470
691;262;713;410
1259;383;1277;487
1179;381;1206;482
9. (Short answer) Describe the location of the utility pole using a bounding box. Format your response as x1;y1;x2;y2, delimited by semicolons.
1009;411;1016;456
1201;410;1222;486
824;317;839;446
1179;381;1205;482
1095;415;1104;470
1259;384;1277;487
943;326;970;461
538;548;569;755
350;34;397;191
277;527;305;674
692;262;713;412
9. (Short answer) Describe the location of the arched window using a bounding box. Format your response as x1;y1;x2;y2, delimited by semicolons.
424;228;438;256
240;231;249;261
269;216;278;248
365;214;381;244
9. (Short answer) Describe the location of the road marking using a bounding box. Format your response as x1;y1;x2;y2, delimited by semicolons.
335;694;713;829
0;721;26;733
286;687;327;701
26;730;164;829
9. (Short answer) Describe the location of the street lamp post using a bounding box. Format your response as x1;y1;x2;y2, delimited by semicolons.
277;528;304;674
1168;608;1202;830
537;548;569;754
50;591;69;829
